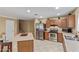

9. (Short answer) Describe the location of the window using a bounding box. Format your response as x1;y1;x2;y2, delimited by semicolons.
6;20;14;42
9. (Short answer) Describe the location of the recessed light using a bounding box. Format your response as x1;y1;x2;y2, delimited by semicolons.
56;7;59;9
57;13;60;16
27;9;31;13
39;16;43;18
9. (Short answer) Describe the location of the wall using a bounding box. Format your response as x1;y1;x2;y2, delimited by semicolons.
0;17;6;37
72;8;79;34
14;20;19;35
19;20;34;36
5;19;19;42
0;16;19;39
35;18;47;24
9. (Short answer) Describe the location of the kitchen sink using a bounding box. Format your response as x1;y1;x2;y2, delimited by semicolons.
65;35;79;41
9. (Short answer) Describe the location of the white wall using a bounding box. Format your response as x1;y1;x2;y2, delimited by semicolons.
73;8;79;34
0;17;6;37
71;7;79;36
35;18;47;24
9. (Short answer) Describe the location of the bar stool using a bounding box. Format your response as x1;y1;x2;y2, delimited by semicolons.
0;40;3;52
2;42;12;52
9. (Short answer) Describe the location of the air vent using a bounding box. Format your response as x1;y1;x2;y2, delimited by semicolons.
34;14;38;16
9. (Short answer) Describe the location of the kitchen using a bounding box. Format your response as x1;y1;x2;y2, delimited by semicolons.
35;15;75;42
0;7;79;52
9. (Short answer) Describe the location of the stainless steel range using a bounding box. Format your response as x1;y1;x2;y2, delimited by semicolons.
49;30;58;42
49;33;57;42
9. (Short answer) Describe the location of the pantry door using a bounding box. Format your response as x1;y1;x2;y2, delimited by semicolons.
6;19;14;42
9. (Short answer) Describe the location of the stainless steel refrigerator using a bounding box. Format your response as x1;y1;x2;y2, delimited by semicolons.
36;21;44;40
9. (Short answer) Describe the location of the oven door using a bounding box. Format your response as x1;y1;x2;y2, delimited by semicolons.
49;33;57;42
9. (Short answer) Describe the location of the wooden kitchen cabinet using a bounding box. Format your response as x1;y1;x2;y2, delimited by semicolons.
46;15;75;28
50;20;58;25
67;15;75;28
46;20;50;28
47;18;67;28
57;33;63;43
17;40;33;52
45;32;49;40
60;19;67;28
57;20;61;27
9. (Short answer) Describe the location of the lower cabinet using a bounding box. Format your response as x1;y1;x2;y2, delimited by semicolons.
45;32;49;40
45;32;64;43
17;40;33;52
57;33;63;43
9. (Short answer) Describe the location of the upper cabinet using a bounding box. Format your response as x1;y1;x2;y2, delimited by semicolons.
46;15;75;28
46;18;67;28
50;20;57;25
60;18;67;28
46;20;50;28
67;15;75;28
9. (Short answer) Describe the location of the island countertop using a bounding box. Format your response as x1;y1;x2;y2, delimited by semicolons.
14;33;34;41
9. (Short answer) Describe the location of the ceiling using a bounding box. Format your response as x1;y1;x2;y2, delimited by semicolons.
0;7;76;20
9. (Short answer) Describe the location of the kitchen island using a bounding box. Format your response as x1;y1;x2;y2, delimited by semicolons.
12;33;34;52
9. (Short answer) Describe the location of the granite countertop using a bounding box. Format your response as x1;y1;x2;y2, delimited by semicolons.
63;32;79;52
14;33;34;41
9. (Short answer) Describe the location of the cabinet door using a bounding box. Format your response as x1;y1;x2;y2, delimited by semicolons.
18;40;33;52
50;20;54;25
61;19;67;28
46;20;50;28
45;32;49;40
50;20;57;25
67;15;75;28
57;20;62;27
55;20;59;26
57;33;63;43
